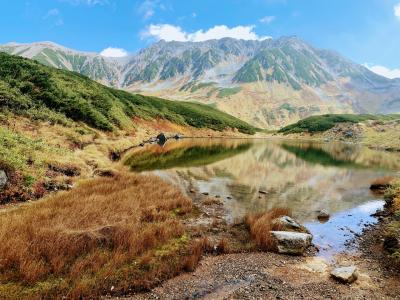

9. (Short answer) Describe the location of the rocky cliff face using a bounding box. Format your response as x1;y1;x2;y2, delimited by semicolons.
2;37;399;128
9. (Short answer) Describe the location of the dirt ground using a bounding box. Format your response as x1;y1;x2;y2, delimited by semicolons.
106;191;400;300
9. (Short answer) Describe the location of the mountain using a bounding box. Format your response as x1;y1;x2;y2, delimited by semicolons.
0;42;123;86
2;37;400;128
0;52;256;134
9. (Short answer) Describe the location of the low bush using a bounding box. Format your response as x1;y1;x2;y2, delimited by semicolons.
245;207;291;251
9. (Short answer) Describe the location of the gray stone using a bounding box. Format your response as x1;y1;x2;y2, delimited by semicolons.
317;210;330;220
330;266;358;283
0;170;7;189
270;231;313;255
156;133;167;145
272;216;309;233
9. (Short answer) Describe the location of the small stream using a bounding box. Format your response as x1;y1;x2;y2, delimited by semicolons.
123;138;400;258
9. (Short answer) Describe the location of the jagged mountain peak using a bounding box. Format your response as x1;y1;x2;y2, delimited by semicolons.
1;37;398;128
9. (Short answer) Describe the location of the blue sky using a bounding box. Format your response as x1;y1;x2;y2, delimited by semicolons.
1;0;400;78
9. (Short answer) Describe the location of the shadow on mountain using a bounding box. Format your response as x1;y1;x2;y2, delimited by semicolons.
124;142;252;172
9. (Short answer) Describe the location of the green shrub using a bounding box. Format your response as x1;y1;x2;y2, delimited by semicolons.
279;114;400;134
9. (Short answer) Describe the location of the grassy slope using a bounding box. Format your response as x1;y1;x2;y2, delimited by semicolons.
279;114;400;134
0;172;202;299
0;52;256;134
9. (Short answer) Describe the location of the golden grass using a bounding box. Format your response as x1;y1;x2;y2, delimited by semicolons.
0;172;194;298
245;207;291;251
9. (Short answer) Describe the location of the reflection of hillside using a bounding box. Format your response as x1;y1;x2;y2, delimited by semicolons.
162;140;398;222
281;143;364;169
282;141;400;170
125;138;399;222
123;139;252;172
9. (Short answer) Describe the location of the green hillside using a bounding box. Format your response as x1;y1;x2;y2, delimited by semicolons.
279;114;400;134
0;52;256;134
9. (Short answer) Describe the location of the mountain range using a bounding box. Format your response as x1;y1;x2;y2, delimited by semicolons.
2;37;399;128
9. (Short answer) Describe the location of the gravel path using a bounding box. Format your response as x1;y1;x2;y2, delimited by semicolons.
116;249;399;300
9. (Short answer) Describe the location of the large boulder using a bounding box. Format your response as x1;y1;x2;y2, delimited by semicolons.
330;266;358;283
156;133;167;145
270;231;313;255
272;216;310;233
0;170;7;189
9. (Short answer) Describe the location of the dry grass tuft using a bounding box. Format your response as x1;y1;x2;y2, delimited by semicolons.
216;238;230;254
202;197;222;206
244;207;291;251
0;172;193;298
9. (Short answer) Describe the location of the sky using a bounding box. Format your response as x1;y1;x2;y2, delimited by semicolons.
1;0;400;78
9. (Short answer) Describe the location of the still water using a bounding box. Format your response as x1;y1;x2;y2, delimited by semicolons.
124;138;400;257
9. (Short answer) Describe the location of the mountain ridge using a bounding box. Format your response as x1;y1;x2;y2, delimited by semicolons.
2;37;399;128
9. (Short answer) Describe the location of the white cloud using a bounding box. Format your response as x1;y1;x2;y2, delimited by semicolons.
44;8;60;18
137;0;167;20
141;24;271;42
100;47;128;57
395;3;400;18
43;8;64;26
259;15;276;24
60;0;109;6
364;64;400;79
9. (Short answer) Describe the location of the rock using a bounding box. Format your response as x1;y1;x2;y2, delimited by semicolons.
189;189;196;193
156;133;167;145
272;216;309;233
270;231;313;255
93;168;117;177
259;190;268;194
173;133;183;140
202;192;209;196
344;131;354;138
0;170;8;189
370;176;395;191
317;210;330;220
383;235;399;253
330;266;358;283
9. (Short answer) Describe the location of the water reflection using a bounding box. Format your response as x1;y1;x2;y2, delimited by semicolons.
124;139;251;172
124;138;400;256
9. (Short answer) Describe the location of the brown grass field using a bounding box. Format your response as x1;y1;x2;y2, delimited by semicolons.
0;172;199;299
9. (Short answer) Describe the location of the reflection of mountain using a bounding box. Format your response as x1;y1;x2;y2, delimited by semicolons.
124;140;252;172
148;139;399;222
281;143;364;169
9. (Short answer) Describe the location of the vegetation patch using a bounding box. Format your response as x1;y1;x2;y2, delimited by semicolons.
0;53;256;134
244;208;291;251
279;114;400;134
217;87;242;98
384;180;400;264
0;172;199;299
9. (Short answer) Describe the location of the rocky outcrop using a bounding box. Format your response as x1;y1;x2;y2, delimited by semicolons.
330;266;358;283
270;231;313;255
370;176;395;191
0;170;7;189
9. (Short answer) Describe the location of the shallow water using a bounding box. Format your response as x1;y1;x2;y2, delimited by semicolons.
124;138;400;257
